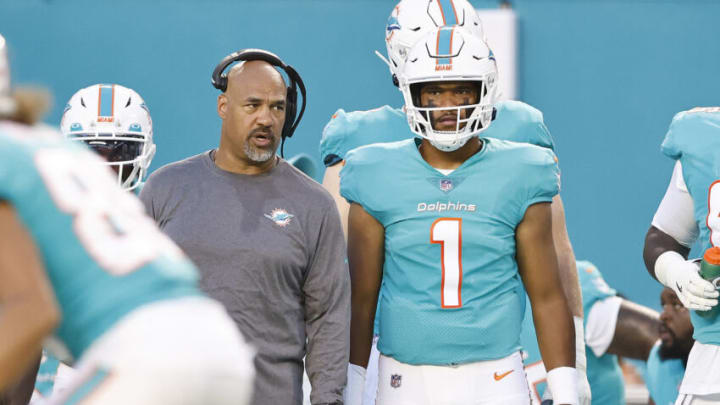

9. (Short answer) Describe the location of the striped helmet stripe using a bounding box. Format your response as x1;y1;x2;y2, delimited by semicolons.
437;0;459;26
97;84;114;122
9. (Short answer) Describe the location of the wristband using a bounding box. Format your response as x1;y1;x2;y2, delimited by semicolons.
343;363;366;405
546;367;578;405
655;250;686;287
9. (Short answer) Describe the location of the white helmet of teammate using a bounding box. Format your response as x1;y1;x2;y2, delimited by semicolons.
61;84;156;191
384;0;485;85
400;26;498;152
0;34;16;116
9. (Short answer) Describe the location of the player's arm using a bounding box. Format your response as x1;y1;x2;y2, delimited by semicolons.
550;195;591;403
0;202;60;392
643;162;718;310
551;195;582;317
344;202;383;405
0;354;41;405
321;162;350;240
516;202;576;404
605;300;660;360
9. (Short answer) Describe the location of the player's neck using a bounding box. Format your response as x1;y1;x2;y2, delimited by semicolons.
419;137;482;170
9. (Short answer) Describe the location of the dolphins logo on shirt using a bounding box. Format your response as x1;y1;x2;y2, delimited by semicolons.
264;209;294;227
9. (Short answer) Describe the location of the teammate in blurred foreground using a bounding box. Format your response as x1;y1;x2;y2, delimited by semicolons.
644;287;693;405
341;27;576;405
61;84;156;193
0;37;254;405
644;107;720;404
522;260;660;404
320;2;589;402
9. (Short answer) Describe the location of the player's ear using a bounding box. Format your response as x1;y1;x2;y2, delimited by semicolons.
217;93;228;119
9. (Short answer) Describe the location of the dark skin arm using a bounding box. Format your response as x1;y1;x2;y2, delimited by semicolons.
0;355;41;405
606;300;660;360
517;202;575;374
0;201;60;392
643;225;690;281
347;203;385;367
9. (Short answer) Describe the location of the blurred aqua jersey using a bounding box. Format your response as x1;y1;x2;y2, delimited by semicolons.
0;122;200;360
644;341;685;405
34;351;60;397
341;137;559;365
520;260;623;404
661;107;720;345
577;260;624;404
320;100;555;167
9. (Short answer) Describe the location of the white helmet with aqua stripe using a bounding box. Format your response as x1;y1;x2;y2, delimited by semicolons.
400;26;498;152
383;0;485;86
60;84;156;191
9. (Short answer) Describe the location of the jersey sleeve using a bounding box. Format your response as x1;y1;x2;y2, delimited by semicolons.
490;100;555;151
339;146;380;219
660;111;687;160
520;146;560;215
319;109;351;167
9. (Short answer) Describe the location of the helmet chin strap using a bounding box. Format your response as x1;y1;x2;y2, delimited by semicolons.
428;134;473;152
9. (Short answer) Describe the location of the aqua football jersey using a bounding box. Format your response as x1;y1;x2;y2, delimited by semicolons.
0;122;200;359
341;137;559;365
644;341;685;405
519;260;623;404
661;107;720;345
34;351;60;397
320;100;555;167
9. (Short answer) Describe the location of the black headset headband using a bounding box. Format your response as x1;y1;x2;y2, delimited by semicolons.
211;48;306;143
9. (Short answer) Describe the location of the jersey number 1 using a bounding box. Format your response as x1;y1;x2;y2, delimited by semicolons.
431;218;463;308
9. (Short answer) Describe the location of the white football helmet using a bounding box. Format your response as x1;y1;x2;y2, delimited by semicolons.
384;0;485;85
61;84;156;191
0;34;16;116
400;26;498;152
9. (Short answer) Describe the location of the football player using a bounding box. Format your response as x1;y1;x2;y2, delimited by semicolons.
321;1;589;404
61;84;156;193
645;287;693;405
342;27;576;405
0;37;255;405
643;107;720;404
522;261;661;404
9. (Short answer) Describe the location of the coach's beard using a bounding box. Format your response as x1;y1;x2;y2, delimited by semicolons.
244;130;278;163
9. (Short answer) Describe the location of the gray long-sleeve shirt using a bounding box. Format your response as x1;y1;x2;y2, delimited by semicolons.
139;151;350;405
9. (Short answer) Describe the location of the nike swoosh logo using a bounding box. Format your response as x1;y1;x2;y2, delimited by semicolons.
493;370;513;381
677;282;683;293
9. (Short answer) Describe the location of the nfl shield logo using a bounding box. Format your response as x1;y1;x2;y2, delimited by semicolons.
440;179;453;192
390;374;402;388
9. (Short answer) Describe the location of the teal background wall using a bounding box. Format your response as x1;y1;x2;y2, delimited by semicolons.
3;0;719;310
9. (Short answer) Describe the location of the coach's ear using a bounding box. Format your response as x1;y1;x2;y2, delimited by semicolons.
217;93;228;120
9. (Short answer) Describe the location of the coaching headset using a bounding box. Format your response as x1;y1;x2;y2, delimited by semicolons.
211;48;306;157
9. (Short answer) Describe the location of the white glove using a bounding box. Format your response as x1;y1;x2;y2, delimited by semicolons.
573;317;591;405
343;363;366;405
655;251;719;311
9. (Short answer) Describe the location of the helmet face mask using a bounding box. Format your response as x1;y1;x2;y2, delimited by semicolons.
61;84;156;191
384;0;485;84
400;27;498;152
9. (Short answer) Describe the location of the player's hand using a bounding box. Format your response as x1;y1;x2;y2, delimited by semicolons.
573;316;591;405
575;369;591;405
656;252;719;311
